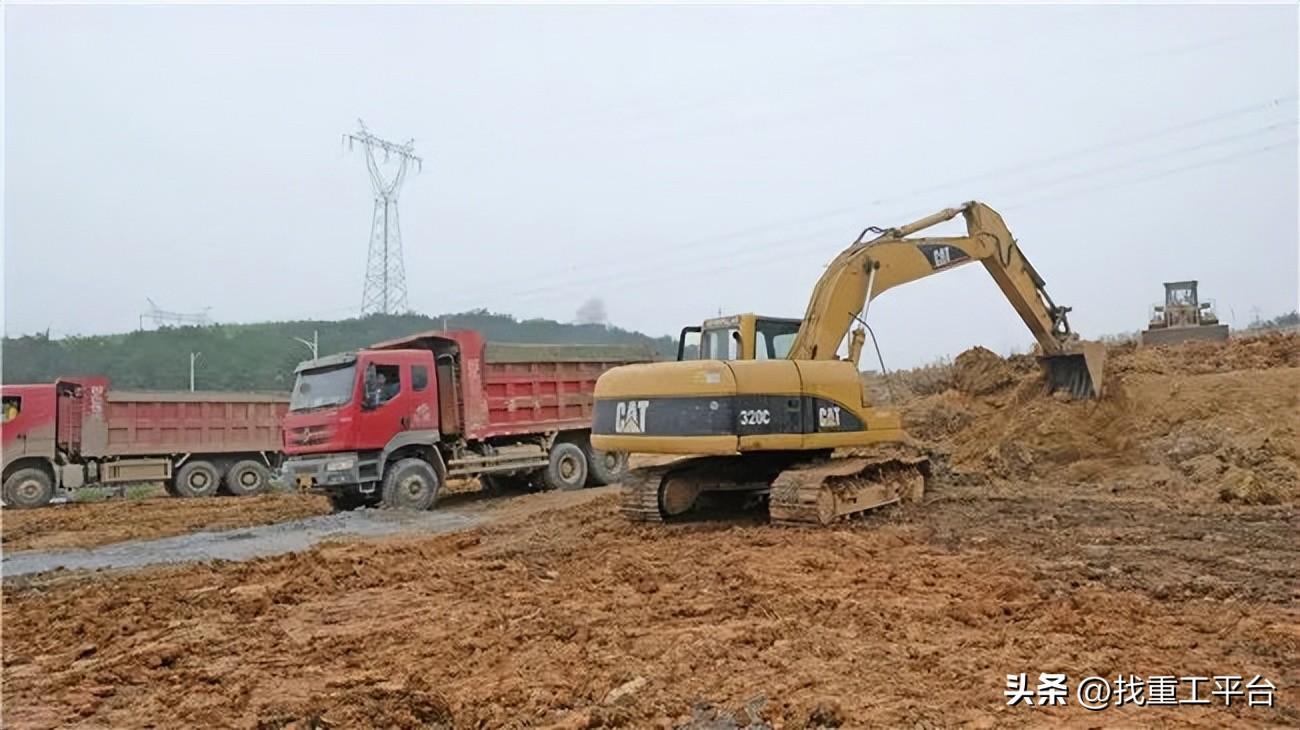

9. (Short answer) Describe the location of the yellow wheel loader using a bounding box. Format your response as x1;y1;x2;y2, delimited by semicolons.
591;201;1106;526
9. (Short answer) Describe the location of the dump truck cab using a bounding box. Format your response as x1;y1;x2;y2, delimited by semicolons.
2;383;61;474
282;329;654;511
282;346;442;489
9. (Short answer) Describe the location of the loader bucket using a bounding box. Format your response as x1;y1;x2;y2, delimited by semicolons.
1040;340;1106;399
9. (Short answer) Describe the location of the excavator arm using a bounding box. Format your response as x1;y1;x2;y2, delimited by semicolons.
789;201;1104;397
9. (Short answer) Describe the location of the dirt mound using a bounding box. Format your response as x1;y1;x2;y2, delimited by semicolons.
1111;330;1300;375
898;334;1300;502
951;346;1015;395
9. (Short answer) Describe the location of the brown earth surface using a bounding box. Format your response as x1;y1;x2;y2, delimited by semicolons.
3;334;1299;728
1;493;334;552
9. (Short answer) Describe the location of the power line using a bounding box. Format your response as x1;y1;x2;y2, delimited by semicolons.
986;120;1295;196
1001;137;1297;213
434;116;1295;311
423;94;1296;310
856;95;1297;207
453;134;1296;312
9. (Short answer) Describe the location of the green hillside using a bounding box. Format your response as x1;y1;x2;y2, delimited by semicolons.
2;311;675;392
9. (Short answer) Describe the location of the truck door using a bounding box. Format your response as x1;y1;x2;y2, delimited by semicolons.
407;357;441;434
354;358;411;451
2;393;29;460
434;353;461;435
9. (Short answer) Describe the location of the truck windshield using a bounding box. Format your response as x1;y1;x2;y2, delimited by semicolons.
290;364;356;412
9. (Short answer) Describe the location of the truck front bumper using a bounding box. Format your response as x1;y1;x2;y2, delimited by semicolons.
280;453;362;492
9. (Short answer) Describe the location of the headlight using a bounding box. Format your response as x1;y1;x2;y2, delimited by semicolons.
325;458;355;472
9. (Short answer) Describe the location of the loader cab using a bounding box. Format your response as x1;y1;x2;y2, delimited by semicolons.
1150;280;1218;328
677;313;802;362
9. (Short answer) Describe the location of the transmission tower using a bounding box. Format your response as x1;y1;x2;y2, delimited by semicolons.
139;298;213;330
344;119;422;316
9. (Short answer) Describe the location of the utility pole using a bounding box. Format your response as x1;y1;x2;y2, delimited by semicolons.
344;120;422;316
292;330;319;360
189;352;202;392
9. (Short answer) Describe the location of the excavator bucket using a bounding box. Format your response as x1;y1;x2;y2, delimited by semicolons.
1040;340;1106;399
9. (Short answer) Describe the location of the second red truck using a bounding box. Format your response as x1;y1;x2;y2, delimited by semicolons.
281;329;655;510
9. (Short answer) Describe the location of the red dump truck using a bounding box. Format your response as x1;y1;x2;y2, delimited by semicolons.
1;377;289;509
280;330;656;511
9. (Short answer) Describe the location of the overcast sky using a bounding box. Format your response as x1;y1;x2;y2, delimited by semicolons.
6;3;1297;367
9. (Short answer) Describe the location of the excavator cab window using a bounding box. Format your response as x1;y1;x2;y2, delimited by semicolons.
754;319;800;360
700;327;740;360
702;324;743;358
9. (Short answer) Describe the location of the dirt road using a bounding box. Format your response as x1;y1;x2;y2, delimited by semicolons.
2;334;1297;728
1;493;333;552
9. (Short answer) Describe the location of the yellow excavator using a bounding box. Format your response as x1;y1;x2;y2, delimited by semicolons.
590;201;1106;526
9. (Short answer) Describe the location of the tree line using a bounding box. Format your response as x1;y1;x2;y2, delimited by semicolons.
2;311;677;393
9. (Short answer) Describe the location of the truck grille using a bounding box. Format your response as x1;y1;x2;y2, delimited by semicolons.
289;425;334;446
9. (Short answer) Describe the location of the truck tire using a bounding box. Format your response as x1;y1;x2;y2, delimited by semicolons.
381;458;440;511
543;442;588;491
173;461;221;498
3;468;55;509
225;460;271;497
583;445;628;486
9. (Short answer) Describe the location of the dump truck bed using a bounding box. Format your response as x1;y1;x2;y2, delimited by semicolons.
57;378;289;458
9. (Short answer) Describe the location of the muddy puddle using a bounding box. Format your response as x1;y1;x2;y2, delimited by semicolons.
1;508;478;578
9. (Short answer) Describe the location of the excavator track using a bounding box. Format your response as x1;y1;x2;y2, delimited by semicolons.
768;454;928;527
618;454;806;523
619;463;677;523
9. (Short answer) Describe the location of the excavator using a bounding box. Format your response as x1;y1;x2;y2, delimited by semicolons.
590;201;1106;526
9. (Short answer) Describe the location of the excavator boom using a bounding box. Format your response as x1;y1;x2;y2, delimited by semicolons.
790;201;1104;397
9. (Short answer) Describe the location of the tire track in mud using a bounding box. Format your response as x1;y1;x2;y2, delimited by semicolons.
2;486;618;580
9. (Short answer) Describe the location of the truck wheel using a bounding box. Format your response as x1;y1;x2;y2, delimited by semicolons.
225;460;271;497
3;468;55;509
173;461;220;498
381;458;440;511
583;445;628;486
543;442;588;491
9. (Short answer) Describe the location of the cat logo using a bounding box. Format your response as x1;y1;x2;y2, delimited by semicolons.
818;405;842;429
918;243;969;271
615;400;650;434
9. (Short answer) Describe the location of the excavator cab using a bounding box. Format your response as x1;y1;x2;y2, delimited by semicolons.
676;314;802;362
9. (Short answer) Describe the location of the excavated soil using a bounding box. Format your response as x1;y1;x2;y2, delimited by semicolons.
1;494;334;552
2;335;1298;728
